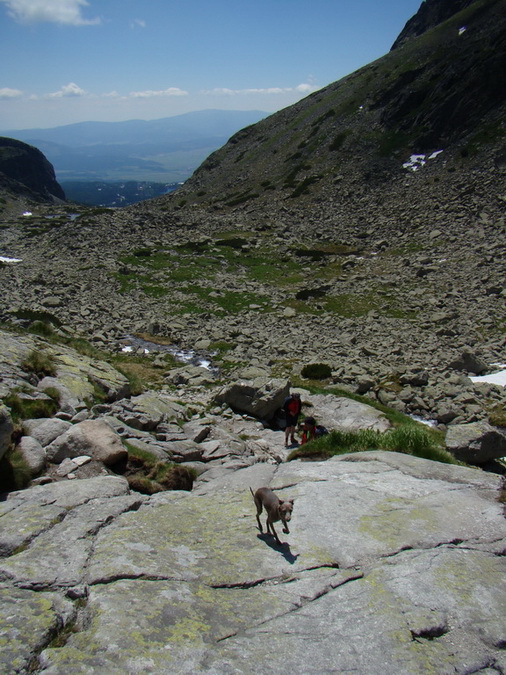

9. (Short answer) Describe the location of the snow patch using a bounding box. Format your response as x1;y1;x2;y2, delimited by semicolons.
0;255;22;263
470;365;506;388
403;150;444;172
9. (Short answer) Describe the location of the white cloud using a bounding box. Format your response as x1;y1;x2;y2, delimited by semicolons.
203;83;319;96
0;0;100;26
46;82;87;98
130;18;146;29
0;87;23;99
129;87;188;98
295;83;316;93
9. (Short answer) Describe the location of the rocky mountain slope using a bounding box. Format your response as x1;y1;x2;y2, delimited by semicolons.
0;0;505;429
173;0;505;209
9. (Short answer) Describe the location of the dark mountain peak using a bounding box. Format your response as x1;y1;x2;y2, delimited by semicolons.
0;137;65;202
392;0;482;49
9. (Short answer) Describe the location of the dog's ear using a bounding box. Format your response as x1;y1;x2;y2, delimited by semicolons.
288;499;294;505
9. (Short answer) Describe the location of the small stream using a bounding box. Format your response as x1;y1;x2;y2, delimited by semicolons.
120;335;217;372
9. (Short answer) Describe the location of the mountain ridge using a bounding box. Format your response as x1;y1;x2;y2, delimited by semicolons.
0;110;269;183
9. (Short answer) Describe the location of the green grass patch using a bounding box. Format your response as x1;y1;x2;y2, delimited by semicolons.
3;392;59;422
111;352;176;395
288;425;456;465
0;449;32;492
301;363;332;380
181;285;271;314
21;350;57;378
122;442;197;494
209;340;236;354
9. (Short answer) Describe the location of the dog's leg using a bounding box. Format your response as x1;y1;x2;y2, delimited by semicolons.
267;518;282;545
254;496;264;533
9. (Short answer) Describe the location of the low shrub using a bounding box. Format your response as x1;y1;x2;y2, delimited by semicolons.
301;363;332;380
13;309;62;327
28;320;54;337
488;404;506;427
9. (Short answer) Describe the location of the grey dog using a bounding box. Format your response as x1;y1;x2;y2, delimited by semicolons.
250;487;294;545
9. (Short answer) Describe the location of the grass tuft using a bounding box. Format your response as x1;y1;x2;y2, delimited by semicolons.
122;442;197;494
3;392;59;422
21;350;57;377
0;449;32;492
288;424;457;465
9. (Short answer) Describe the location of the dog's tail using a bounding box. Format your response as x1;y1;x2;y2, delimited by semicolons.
249;487;255;499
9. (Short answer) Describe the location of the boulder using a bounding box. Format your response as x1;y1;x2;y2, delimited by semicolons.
110;392;187;430
45;420;127;466
445;421;506;465
17;436;46;475
0;404;14;461
22;418;72;447
308;393;391;432
214;378;290;420
449;350;489;375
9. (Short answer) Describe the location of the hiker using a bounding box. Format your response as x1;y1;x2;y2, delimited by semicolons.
300;416;317;445
283;392;301;446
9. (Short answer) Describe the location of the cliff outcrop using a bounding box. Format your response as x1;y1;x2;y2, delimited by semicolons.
0;137;65;203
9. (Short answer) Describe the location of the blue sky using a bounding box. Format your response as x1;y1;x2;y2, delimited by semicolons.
0;0;422;130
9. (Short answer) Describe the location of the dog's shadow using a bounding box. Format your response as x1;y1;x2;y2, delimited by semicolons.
257;533;299;564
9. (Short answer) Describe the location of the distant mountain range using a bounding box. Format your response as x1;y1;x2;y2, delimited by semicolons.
0;109;269;183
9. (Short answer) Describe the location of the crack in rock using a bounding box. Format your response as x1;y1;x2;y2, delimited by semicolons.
215;570;364;643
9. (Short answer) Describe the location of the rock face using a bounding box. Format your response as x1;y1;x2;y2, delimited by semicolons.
0;405;13;461
0;137;65;202
0;452;504;674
